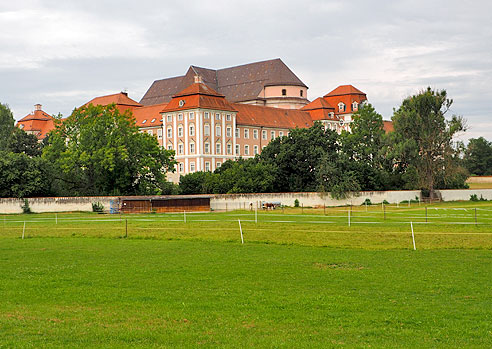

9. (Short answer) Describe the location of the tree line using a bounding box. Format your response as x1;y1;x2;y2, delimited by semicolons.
0;87;489;199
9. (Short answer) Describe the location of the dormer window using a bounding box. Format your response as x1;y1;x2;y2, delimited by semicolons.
142;119;147;124
179;100;185;107
151;118;156;123
352;101;358;111
282;89;287;96
338;103;345;112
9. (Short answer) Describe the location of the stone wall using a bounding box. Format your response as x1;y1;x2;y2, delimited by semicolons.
210;191;421;211
1;189;491;214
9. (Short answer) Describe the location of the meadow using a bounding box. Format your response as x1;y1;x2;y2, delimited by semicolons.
1;201;491;347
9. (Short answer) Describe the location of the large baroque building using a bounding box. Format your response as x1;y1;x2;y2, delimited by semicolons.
16;58;391;181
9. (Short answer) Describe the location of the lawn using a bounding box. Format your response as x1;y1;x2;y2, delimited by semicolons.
1;202;491;347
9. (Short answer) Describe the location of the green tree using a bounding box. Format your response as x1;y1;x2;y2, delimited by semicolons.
0;151;52;198
392;87;467;197
260;123;339;192
340;103;394;191
43;104;176;196
463;137;492;175
0;103;15;151
9;128;42;156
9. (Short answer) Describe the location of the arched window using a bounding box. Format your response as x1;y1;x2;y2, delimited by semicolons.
338;103;345;112
352;101;358;111
204;123;210;136
189;124;195;136
282;89;287;96
178;125;183;137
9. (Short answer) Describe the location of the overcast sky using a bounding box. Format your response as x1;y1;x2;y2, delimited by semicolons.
1;0;491;141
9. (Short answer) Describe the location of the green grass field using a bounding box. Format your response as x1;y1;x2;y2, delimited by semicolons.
1;202;492;347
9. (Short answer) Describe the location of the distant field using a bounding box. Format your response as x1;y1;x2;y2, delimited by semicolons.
1;202;491;347
466;182;492;189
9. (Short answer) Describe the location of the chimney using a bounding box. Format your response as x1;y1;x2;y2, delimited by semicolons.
34;104;42;111
194;75;203;84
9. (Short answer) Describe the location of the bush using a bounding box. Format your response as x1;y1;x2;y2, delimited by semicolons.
362;198;372;206
21;199;31;214
470;194;479;202
92;202;104;213
383;200;389;205
294;199;300;207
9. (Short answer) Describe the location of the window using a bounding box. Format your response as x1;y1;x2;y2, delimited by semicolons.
151;118;156;123
279;131;284;137
204;142;210;154
216;143;221;154
216;125;221;137
254;145;259;155
189;124;195;136
189;112;194;120
227;143;232;155
204;112;209;119
142;120;147;124
167;115;172;122
235;144;240;155
226;126;232;137
190;142;195;154
244;145;250;155
235;128;240;138
253;129;258;139
300;90;303;97
352;101;358;111
282;89;287;96
178;126;183;137
338;103;345;112
205;161;210;172
262;130;267;140
271;131;275;139
167;127;172;138
190;162;195;172
178;143;184;154
215;113;221;120
204;124;210;136
147;130;153;135
158;129;163;139
167;144;172;150
226;114;231;121
178;163;184;172
244;129;249;139
216;161;221;168
178;113;183;120
179;100;185;107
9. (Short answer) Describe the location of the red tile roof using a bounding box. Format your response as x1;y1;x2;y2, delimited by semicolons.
162;83;237;113
233;103;313;129
84;92;142;109
324;85;366;97
383;120;394;132
132;103;167;127
300;97;338;121
16;109;57;140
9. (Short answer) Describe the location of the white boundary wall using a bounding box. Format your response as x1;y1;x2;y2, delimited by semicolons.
1;189;492;214
0;197;118;214
438;189;492;201
210;191;421;211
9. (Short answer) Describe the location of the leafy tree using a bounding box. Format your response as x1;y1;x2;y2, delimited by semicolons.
260;123;339;192
392;87;466;197
341;103;393;191
9;128;42;156
316;152;361;199
463;137;492;175
43;104;176;196
0;151;52;198
179;158;277;194
0;103;15;151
